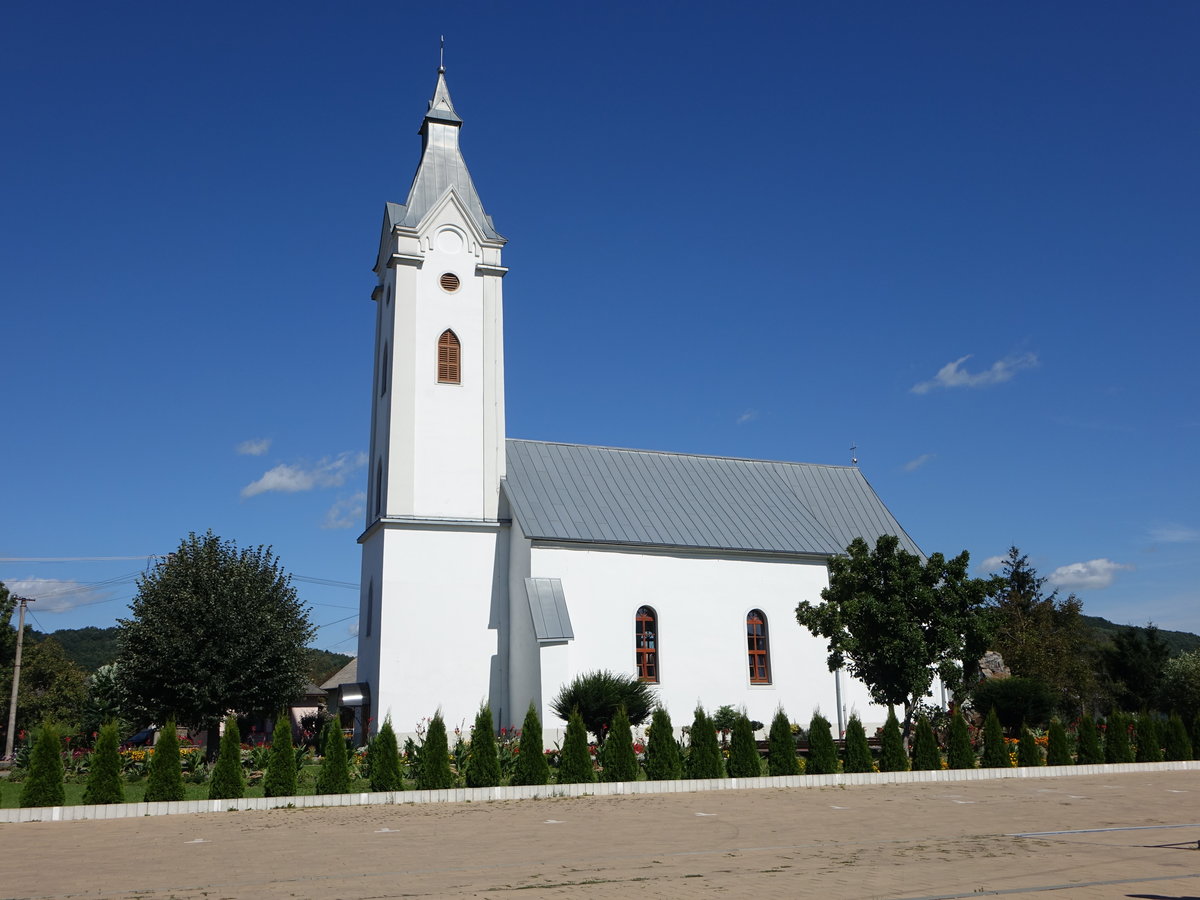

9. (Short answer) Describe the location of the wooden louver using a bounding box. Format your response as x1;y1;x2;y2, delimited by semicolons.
437;329;461;383
440;272;460;292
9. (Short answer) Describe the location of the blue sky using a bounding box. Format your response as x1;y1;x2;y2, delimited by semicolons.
2;2;1197;651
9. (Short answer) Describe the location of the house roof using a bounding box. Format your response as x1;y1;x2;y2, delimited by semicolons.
502;439;922;558
319;658;358;691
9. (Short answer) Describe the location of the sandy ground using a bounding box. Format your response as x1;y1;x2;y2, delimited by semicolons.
2;771;1198;899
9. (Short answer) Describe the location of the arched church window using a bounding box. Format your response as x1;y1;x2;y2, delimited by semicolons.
380;342;389;396
635;606;658;683
437;329;461;384
747;609;770;684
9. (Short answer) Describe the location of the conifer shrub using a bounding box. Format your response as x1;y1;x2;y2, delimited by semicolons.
511;704;551;786
806;712;838;775
947;709;976;769
1163;713;1193;762
727;714;761;778
878;708;907;772
766;708;800;776
1076;714;1103;764
910;716;941;771
1104;712;1133;763
685;706;724;779
556;709;595;784
20;722;66;808
1191;714;1200;760
417;712;454;790
83;721;124;805
600;705;639;782
145;719;185;802
842;714;873;773
1045;719;1072;766
464;704;501;788
980;708;1010;769
367;717;403;792
314;720;351;794
208;716;246;800
644;707;684;781
263;713;299;798
1017;723;1043;767
1135;713;1163;763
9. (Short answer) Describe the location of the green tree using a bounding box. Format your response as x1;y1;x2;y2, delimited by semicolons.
117;532;315;753
1104;712;1133;763
985;547;1098;715
556;709;595;784
83;721;124;805
3;638;88;744
842;714;874;773
1076;714;1103;764
796;535;992;734
600;705;639;782
1135;713;1163;763
208;716;245;800
766;709;800;776
644;707;684;781
947;709;976;769
1163;713;1193;762
368;718;403;792
315;720;351;794
550;670;654;744
1102;624;1170;713
19;722;66;808
806;712;838;775
416;712;453;789
1017;724;1043;766
464;703;501;788
727;714;761;778
510;704;550;786
910;716;940;771
1161;650;1200;722
980;708;1010;768
145;719;185;802
263;713;298;798
80;664;129;740
878;708;908;772
685;707;724;779
1045;719;1071;766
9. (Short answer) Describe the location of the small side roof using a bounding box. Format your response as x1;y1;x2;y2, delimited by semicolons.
319;658;358;692
503;439;922;558
525;577;574;643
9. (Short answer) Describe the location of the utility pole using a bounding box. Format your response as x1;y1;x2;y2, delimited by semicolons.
4;596;34;760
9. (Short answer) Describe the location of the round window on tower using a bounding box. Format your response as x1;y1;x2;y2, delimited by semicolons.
440;272;461;293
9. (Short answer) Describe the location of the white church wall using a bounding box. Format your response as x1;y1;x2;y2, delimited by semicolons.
528;543;890;738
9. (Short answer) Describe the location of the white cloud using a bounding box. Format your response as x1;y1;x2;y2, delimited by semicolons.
903;453;934;472
736;409;759;425
241;451;367;498
323;492;367;530
348;622;359;638
911;352;1038;395
977;555;1007;573
236;438;272;456
3;578;114;613
1149;524;1200;544
1047;558;1133;591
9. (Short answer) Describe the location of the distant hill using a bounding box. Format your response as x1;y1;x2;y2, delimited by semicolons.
1080;615;1200;656
29;626;353;683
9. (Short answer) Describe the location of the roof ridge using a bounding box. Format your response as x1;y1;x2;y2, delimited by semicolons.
506;437;859;471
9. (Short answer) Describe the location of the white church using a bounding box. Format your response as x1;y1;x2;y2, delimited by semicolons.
347;68;924;742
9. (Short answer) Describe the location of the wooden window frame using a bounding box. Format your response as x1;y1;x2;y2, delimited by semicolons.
747;609;770;684
437;329;461;384
635;606;658;683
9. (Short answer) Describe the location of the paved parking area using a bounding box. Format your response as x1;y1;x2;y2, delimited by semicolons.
3;771;1198;898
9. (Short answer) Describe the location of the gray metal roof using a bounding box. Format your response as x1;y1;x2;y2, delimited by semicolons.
524;577;575;643
503;440;922;558
390;69;501;241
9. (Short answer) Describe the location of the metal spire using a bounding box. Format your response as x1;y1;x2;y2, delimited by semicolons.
439;35;445;73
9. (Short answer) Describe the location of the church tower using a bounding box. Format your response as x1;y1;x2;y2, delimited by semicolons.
356;68;510;735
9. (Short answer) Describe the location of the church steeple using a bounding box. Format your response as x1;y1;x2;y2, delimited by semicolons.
395;67;502;242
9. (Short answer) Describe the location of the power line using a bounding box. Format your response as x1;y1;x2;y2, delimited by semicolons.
0;556;154;562
315;613;358;630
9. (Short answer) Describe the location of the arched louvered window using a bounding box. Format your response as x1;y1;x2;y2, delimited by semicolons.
380;342;389;396
364;580;374;638
374;459;383;518
635;606;658;683
437;329;460;383
747;609;770;684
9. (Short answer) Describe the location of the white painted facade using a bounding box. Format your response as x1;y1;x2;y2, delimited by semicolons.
355;70;906;744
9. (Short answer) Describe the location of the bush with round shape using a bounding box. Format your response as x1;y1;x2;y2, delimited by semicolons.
600;705;639;782
644;707;684;781
878;708;907;772
766;708;800;776
980;708;1010;769
947;709;976;769
910;716;940;771
144;718;185;802
843;714;873;773
511;704;551;786
1076;714;1102;764
685;707;724;780
550;671;654;744
556;709;595;784
416;712;454;790
1045;719;1071;766
806;712;838;775
1017;724;1043;767
19;722;66;808
464;704;501;788
208;716;245;800
83;721;124;805
727;714;761;778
